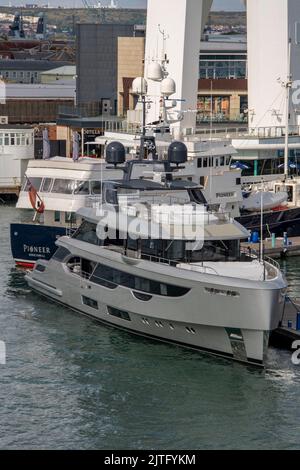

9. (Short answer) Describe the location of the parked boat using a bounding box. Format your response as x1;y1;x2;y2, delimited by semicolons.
25;142;287;366
240;190;288;212
10;157;120;268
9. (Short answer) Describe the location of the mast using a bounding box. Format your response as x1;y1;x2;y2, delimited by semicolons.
284;37;292;178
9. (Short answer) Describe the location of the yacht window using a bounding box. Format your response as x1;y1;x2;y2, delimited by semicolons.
90;264;117;290
41;178;53;193
65;212;77;224
52;179;75;194
203;158;208;168
200;176;205;187
81;258;96;278
4;134;9;146
107;307;131;322
23;178;42;192
90;181;102;195
90;263;190;297
82;296;98;310
133;291;152;302
54;211;60;222
0;134;3;146
74;181;90;195
16;134;21;145
226;157;231;166
220;156;225;166
73;221;100;245
197;159;202;168
134;277;151;293
35;264;46;273
67;257;81;274
189;240;241;263
52;247;71;262
104;188;117;205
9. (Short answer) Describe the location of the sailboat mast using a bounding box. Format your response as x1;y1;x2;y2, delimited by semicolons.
284;37;292;178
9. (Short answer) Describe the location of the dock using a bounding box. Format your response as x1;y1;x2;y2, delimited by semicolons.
270;297;300;349
242;237;300;259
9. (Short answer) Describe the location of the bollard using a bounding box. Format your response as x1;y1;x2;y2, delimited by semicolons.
297;313;300;331
272;233;276;249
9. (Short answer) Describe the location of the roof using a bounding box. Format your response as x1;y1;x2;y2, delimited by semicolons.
118;179;200;191
200;40;247;54
0;59;73;72
5;83;75;99
40;65;76;76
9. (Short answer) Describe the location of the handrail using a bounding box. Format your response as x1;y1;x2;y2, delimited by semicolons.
263;255;280;272
235;248;280;281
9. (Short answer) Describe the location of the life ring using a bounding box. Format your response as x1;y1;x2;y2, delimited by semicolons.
28;185;45;214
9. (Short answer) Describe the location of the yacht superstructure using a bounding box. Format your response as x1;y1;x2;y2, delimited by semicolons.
11;136;243;268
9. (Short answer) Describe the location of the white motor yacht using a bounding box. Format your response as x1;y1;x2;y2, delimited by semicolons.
26;142;287;367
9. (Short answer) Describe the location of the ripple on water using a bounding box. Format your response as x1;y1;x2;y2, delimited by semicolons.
1;205;300;449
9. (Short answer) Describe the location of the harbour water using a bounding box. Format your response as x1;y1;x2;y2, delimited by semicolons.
1;203;300;450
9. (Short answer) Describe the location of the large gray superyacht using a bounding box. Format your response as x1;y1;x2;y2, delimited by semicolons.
26;142;287;367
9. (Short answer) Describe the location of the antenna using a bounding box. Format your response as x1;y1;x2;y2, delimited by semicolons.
157;24;169;73
284;37;292;178
260;178;264;263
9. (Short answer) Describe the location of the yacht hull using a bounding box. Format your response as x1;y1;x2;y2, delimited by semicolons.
10;223;67;268
26;255;286;367
237;206;300;238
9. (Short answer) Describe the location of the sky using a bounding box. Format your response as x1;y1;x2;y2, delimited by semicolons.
0;0;245;11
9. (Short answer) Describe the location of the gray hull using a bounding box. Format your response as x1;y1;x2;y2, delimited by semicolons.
26;242;287;367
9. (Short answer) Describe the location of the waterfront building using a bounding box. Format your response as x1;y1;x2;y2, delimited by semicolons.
0;125;34;196
76;23;145;116
0;59;73;85
0;82;75;124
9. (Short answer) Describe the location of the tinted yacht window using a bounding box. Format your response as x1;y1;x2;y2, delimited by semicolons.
74;181;90;195
23;178;42;192
52;179;75;194
91;181;102;195
90;263;190;297
52;247;71;261
73;221;100;246
40;178;53;192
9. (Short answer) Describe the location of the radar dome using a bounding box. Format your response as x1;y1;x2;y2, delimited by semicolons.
161;78;176;97
147;62;163;81
168;141;187;165
132;77;148;96
106;141;125;166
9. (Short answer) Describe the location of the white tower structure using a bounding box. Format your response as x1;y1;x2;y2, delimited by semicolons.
144;0;212;139
247;0;300;132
